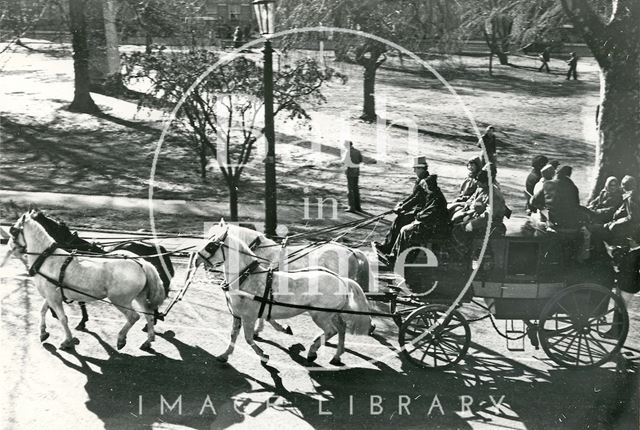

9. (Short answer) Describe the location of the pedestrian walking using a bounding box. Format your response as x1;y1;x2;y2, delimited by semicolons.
341;140;363;213
566;52;578;80
477;125;497;165
233;26;243;49
538;47;551;73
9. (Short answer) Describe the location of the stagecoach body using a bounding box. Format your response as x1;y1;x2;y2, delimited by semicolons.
389;221;629;370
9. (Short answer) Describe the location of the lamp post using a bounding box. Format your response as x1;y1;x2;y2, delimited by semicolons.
253;0;277;238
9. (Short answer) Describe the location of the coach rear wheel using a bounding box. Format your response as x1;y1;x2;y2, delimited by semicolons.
399;304;471;370
539;284;628;368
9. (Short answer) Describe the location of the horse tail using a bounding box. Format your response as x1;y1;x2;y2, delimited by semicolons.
343;279;371;335
350;249;370;292
142;262;166;309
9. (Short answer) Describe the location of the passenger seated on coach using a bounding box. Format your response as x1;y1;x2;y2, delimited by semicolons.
530;165;581;230
600;175;640;245
388;174;450;263
448;157;482;211
452;170;507;234
588;176;623;224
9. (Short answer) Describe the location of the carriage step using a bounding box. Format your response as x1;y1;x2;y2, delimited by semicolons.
505;320;526;352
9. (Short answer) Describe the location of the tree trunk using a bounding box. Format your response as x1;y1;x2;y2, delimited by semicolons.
228;185;239;221
360;60;377;122
591;55;640;199
101;0;124;93
198;144;207;180
68;0;100;114
145;33;153;54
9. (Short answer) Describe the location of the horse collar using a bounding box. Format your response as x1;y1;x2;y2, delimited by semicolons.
28;243;59;276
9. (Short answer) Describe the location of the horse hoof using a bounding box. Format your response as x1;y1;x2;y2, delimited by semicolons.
142;325;148;333
368;324;376;336
117;339;126;350
260;354;269;364
140;341;152;351
284;326;293;335
40;332;50;342
253;334;263;341
75;323;87;331
307;352;317;363
216;355;229;363
330;358;344;366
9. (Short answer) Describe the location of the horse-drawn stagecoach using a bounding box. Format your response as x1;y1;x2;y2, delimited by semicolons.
379;219;630;369
3;211;633;370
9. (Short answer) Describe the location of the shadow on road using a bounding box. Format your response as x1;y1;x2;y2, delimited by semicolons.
44;330;250;429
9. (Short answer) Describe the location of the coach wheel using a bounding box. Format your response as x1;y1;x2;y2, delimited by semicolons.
399;304;471;370
539;284;628;368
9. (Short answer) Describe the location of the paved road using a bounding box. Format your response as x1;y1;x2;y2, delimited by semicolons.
1;234;640;430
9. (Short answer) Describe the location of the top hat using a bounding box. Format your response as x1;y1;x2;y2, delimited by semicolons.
412;156;428;168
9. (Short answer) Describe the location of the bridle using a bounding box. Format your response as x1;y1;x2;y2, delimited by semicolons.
9;216;28;254
198;228;229;270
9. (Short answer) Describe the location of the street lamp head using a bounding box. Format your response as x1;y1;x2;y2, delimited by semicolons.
253;0;276;36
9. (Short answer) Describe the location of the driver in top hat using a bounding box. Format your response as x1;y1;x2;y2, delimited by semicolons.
374;156;430;255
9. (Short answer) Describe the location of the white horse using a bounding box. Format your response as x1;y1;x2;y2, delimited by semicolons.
196;221;371;365
4;211;166;350
212;222;372;336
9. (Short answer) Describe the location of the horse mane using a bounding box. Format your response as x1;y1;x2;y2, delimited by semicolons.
32;212;104;253
227;223;274;246
25;214;56;246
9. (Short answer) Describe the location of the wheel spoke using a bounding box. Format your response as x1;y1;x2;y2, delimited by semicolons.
575;332;582;364
437;343;453;363
556;330;579;357
586;331;613;356
439;337;463;354
583;333;594;364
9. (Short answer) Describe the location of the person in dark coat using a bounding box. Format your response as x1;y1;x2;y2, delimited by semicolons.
453;156;482;203
605;175;640;243
477;126;497;165
588;176;623;223
390;174;450;258
374;156;429;254
525;155;549;213
531;165;580;228
342;140;363;212
538;47;551;73
566;52;578;80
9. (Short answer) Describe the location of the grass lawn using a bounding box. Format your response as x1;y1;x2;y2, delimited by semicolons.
0;42;601;233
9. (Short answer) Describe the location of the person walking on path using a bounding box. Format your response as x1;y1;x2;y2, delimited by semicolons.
233;26;243;49
341;140;363;213
538;47;551;73
477;125;497;165
566;52;578;80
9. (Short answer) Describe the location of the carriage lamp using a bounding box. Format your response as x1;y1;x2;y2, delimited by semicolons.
252;0;278;237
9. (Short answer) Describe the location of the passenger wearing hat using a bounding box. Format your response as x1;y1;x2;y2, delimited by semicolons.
525;155;549;213
389;174;450;260
532;163;556;197
588;176;623;223
374;156;430;254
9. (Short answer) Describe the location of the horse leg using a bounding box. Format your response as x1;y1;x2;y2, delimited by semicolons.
113;301;140;350
330;315;346;366
254;319;293;339
218;316;241;363
76;302;89;331
49;300;76;350
253;318;265;339
241;316;269;363
135;297;155;350
307;312;338;363
270;320;293;335
40;300;50;342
